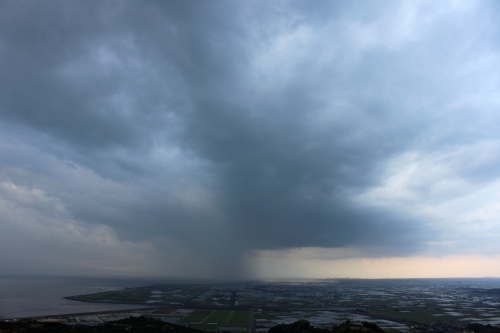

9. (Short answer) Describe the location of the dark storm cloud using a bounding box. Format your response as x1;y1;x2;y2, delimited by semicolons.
1;1;499;277
181;94;424;252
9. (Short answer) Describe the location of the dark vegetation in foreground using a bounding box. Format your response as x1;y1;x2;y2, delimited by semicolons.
269;319;385;333
0;317;384;333
2;316;500;333
0;316;202;333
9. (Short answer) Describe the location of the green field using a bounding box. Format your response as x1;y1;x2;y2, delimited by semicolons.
227;311;251;326
178;310;213;324
204;310;232;324
177;310;251;330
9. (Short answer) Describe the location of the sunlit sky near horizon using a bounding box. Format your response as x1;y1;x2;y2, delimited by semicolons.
1;1;500;280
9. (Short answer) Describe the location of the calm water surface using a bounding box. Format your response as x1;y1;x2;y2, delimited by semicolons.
0;276;150;319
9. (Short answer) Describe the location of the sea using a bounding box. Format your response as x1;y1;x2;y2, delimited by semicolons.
0;276;153;320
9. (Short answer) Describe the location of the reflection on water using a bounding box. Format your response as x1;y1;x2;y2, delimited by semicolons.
0;276;150;319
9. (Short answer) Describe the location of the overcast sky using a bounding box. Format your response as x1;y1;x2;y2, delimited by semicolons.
1;1;500;279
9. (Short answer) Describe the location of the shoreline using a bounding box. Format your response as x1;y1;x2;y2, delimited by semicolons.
0;306;157;322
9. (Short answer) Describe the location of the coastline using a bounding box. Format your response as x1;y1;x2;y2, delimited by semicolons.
0;276;150;319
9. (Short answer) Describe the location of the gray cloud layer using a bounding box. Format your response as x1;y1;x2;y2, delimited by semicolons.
1;1;500;278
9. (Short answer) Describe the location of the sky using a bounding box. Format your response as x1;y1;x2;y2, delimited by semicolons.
1;1;500;280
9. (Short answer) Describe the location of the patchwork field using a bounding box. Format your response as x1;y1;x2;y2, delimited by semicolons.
64;279;500;332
